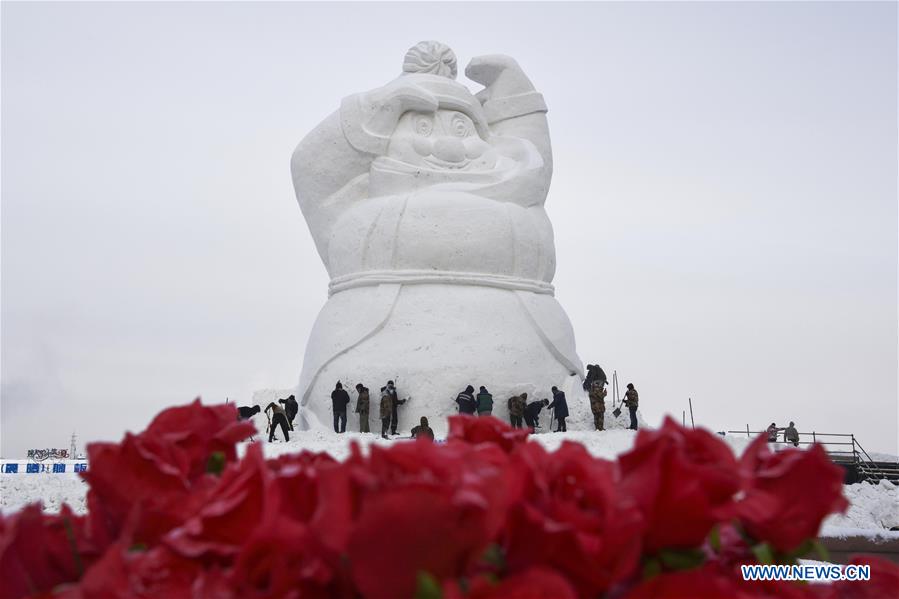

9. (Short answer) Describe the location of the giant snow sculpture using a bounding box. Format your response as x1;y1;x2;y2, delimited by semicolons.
291;41;585;431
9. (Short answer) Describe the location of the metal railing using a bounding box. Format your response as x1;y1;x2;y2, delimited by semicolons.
724;429;893;483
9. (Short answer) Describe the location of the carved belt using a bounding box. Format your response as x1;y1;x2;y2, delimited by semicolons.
328;269;555;297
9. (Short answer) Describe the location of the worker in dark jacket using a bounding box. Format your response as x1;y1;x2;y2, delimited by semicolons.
410;416;435;441
524;398;550;430
278;395;298;430
331;382;350;433
507;393;527;428
784;421;800;447
386;380;406;435
476;386;494;416
355;383;370;433
548;386;569;432
455;385;477;414
238;405;260;420
583;364;608;391
624;383;639;430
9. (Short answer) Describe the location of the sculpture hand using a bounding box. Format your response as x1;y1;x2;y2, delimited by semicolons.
466;55;535;102
363;79;439;138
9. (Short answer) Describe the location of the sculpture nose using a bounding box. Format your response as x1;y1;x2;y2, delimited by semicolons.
432;138;466;163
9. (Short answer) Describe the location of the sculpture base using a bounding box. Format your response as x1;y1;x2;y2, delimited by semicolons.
296;283;585;434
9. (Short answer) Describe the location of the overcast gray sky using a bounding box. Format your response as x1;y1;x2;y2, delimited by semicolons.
2;1;896;457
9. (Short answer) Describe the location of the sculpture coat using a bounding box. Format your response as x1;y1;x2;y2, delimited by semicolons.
291;42;585;431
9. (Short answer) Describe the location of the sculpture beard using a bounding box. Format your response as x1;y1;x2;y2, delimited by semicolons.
294;79;584;433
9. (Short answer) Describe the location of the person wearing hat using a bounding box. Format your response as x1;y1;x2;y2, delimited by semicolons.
411;416;435;441
455;385;477;415
331;382;350;433
623;383;639;430
386;380;406;435
476;386;494;416
507;392;527;428
589;381;607;431
548;386;569;432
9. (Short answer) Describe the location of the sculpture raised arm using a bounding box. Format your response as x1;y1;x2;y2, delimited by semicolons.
466;55;552;179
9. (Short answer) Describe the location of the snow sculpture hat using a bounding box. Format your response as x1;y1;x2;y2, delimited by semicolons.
403;40;457;78
399;74;490;140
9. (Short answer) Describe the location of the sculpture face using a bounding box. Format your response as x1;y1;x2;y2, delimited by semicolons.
386;109;497;172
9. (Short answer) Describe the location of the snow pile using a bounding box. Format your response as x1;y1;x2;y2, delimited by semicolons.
0;474;87;515
822;480;899;533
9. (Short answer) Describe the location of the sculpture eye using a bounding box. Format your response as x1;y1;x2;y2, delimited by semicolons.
452;114;472;137
415;116;433;136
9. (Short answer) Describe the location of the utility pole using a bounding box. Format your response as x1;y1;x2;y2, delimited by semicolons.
688;397;695;429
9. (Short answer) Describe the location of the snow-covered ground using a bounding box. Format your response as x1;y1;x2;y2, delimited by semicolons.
1;473;87;515
3;420;896;538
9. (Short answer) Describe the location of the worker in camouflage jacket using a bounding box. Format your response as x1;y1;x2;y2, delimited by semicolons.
379;386;392;439
589;381;607;431
355;383;370;433
507;392;527;428
624;383;639;430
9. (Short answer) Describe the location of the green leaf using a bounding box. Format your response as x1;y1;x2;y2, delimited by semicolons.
784;539;813;562
415;572;442;599
811;539;830;562
206;451;226;475
708;525;721;552
659;549;705;571
481;544;506;570
62;516;84;577
751;542;774;564
129;543;147;552
642;558;662;580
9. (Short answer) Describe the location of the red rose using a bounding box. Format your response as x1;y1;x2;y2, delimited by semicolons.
447;415;529;453
141;399;255;482
732;436;848;552
164;443;269;561
618;417;740;553
266;450;337;525
443;567;578;598
502;442;643;595
0;504;93;598
81;399;254;546
72;543;230;598
309;439;513;598
348;486;495;598
82;435;219;548
230;514;341;599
